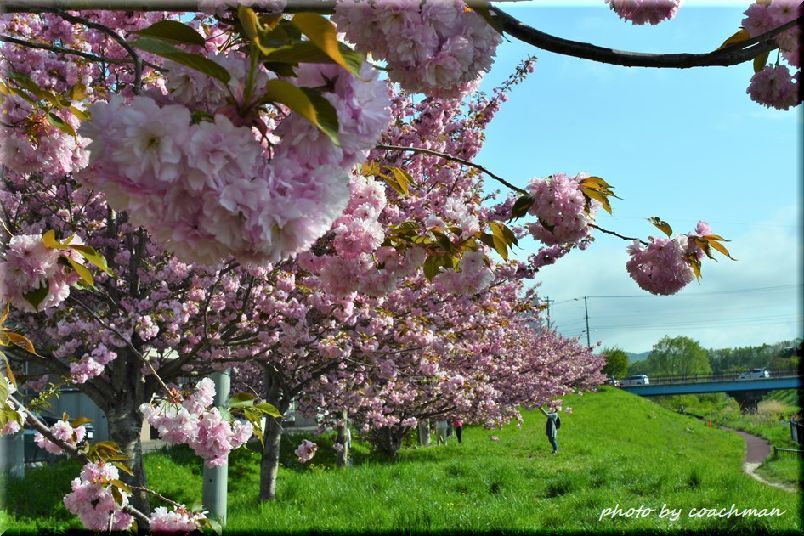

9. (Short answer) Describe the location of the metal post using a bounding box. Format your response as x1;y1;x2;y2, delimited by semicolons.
545;297;551;330
202;370;230;526
584;296;591;348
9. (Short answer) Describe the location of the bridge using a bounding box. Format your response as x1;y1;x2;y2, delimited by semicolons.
619;369;801;412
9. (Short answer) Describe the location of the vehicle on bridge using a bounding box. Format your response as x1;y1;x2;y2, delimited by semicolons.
620;374;649;386
738;368;770;380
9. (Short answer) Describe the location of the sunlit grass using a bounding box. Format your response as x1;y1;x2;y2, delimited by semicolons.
4;388;801;533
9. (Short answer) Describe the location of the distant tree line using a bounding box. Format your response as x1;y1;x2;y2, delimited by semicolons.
600;337;801;380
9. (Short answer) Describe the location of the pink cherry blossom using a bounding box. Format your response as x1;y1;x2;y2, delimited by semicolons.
605;0;681;25
747;65;801;110
295;439;318;463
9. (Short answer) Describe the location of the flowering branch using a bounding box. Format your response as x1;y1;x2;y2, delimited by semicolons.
7;394;151;527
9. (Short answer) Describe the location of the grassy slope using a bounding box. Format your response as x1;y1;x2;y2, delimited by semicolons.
3;388;801;533
652;392;802;487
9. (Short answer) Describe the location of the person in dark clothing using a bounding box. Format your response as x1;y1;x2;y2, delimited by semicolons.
452;417;463;444
540;406;560;454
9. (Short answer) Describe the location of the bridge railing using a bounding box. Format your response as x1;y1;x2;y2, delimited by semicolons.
640;368;800;386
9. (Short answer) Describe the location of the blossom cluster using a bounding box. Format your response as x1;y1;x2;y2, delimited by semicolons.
605;0;682;25
333;0;501;97
79;58;389;266
0;233;84;312
148;506;207;534
70;343;118;384
433;250;495;295
63;461;134;532
33;419;86;455
743;1;802;110
526;173;596;246
625;220;714;295
139;378;253;467
294;439;318;463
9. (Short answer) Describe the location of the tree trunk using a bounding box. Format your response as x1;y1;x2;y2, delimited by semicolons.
374;426;407;458
335;409;350;467
259;365;286;501
417;419;430;446
106;405;149;512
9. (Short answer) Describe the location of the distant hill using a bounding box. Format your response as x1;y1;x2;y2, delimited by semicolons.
626;351;650;363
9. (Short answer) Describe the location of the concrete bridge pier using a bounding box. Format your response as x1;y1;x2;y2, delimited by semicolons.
730;391;767;414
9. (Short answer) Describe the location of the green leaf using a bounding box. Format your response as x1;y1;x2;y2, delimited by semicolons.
510;195;533;220
423;255;443;280
47;113;76;137
131;37;231;85
67;105;90;122
489;222;517;247
0;375;8;406
255;401;282;418
263;41;333;65
238;7;260;41
69;244;113;275
135;20;206;47
260;80;339;144
66;258;94;287
291;13;363;76
23;283;49;311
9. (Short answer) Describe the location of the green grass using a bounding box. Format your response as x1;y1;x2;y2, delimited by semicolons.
653;392;802;488
3;388;801;533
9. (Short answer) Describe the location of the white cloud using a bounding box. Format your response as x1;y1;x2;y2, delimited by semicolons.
533;205;802;352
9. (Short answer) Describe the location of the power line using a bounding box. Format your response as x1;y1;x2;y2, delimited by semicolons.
550;284;800;304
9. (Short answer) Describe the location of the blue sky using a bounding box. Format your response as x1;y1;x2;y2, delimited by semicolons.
474;2;802;352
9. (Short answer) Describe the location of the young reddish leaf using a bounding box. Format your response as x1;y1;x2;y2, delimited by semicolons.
753;49;771;73
647;217;673;238
70;416;93;427
5;332;38;356
688;255;702;280
718;27;750;50
388;167;412;195
291;13;363;76
708;239;736;260
581;187;612;214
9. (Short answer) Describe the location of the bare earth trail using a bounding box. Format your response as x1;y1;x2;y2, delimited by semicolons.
732;429;797;493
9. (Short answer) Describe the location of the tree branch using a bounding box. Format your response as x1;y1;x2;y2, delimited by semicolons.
376;143;528;195
0;34;130;64
489;7;801;69
45;9;144;94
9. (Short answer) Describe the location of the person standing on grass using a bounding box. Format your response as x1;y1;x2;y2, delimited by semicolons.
540;406;560;454
452;417;463;444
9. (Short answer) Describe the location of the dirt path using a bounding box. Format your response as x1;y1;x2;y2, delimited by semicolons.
732;429;797;493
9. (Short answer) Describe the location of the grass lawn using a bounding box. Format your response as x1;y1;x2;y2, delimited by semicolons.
653;392;803;488
3;387;801;533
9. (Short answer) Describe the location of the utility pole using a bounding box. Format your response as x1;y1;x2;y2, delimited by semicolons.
202;369;230;527
583;296;591;349
544;296;552;330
